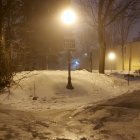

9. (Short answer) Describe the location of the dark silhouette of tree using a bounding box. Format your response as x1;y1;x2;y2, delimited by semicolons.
0;0;71;89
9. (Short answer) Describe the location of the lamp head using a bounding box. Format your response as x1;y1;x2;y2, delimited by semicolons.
108;52;116;61
61;9;76;25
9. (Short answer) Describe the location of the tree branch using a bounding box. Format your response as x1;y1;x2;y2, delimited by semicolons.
106;0;135;26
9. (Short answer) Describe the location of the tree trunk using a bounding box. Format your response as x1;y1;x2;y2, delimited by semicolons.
98;22;106;74
90;52;93;72
0;0;2;47
121;44;125;71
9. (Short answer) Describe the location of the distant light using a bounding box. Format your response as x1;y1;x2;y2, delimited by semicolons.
84;53;87;56
72;59;80;69
75;60;79;65
108;52;116;61
61;9;76;25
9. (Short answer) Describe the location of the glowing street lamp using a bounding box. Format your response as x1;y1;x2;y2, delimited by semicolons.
108;52;116;72
61;9;76;25
61;8;77;89
84;53;88;57
108;52;116;61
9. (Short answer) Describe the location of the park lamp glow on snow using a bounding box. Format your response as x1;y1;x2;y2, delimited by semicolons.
61;8;77;25
108;52;116;61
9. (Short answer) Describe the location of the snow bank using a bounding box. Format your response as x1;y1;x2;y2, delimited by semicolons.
0;70;139;110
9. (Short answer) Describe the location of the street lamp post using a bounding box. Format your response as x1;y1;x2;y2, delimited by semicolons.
61;8;76;89
66;50;73;89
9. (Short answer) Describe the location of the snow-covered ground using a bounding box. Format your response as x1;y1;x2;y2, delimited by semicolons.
0;70;140;140
0;70;139;111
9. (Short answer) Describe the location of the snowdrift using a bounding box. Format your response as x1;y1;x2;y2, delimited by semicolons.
0;70;139;110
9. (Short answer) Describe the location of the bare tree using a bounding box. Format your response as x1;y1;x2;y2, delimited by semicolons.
117;9;140;71
75;0;140;73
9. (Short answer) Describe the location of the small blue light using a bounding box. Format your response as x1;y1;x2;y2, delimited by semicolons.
75;60;79;65
71;59;80;70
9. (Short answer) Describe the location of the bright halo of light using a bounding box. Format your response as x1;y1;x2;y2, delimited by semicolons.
61;9;76;25
108;52;116;61
84;53;88;56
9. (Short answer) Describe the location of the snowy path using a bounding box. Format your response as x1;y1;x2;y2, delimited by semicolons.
0;90;140;140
